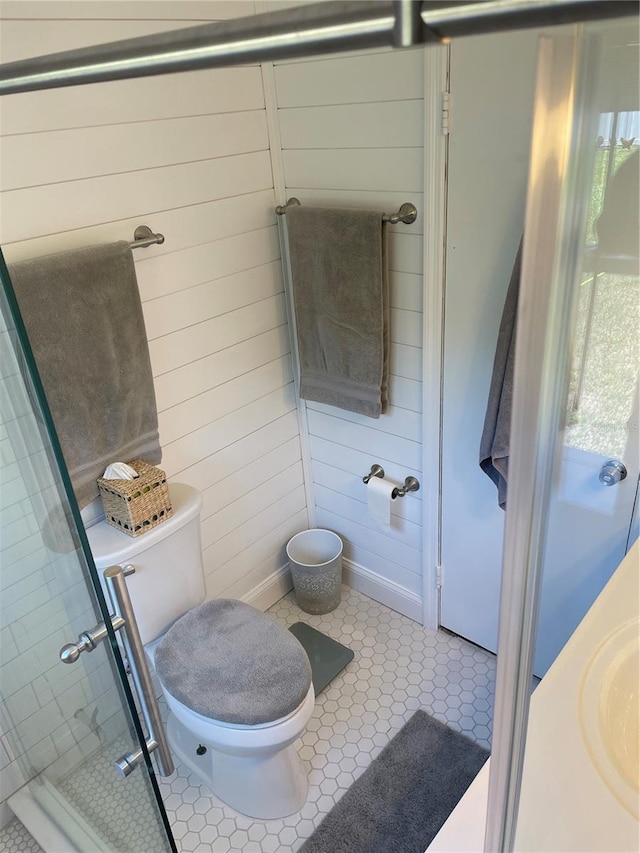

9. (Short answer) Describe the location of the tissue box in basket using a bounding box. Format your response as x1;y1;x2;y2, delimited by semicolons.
97;460;173;537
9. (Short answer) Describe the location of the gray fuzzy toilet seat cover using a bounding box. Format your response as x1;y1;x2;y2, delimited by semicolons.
154;599;312;725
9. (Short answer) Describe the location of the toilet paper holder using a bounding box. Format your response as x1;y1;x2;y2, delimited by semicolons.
362;465;420;499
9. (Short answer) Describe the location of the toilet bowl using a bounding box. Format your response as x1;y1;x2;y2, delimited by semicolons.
144;640;315;819
162;681;315;819
86;483;314;820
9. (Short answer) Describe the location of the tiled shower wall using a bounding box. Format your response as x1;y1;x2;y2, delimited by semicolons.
0;306;124;828
0;0;307;822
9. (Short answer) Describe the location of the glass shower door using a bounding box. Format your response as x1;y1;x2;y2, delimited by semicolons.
486;16;639;851
0;256;176;851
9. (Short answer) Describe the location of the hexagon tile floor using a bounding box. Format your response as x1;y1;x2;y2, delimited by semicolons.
0;819;42;853
157;585;496;852
0;586;496;853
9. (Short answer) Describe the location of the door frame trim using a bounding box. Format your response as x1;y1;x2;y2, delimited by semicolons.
421;43;450;630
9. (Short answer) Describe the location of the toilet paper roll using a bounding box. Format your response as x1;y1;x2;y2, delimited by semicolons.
367;476;395;530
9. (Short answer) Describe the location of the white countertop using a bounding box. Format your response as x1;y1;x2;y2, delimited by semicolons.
428;540;640;852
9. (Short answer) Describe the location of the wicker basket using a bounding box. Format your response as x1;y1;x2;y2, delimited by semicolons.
97;460;173;537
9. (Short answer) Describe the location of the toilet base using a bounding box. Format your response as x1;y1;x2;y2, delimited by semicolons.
166;713;309;820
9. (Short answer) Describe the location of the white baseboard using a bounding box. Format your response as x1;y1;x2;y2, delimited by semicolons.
342;558;423;623
241;563;293;612
242;557;423;624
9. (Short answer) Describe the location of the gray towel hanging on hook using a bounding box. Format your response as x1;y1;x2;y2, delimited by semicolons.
479;238;523;510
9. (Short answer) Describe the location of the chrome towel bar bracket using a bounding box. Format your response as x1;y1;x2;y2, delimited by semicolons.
129;225;164;249
362;464;420;498
275;197;301;215
275;197;418;225
383;202;418;224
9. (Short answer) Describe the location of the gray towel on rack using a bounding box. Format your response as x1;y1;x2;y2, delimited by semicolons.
285;205;389;419
479;239;523;510
9;242;161;509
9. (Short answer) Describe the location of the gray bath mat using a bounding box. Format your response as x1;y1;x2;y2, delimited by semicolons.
300;710;489;853
288;622;354;696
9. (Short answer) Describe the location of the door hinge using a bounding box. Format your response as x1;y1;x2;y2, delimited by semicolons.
441;92;451;136
436;564;444;589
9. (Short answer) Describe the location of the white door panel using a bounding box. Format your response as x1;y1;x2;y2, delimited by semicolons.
441;26;639;676
440;29;542;654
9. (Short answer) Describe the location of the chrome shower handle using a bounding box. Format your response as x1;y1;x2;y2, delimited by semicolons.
103;565;174;778
59;617;125;664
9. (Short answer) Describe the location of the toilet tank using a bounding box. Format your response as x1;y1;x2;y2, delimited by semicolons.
86;483;205;645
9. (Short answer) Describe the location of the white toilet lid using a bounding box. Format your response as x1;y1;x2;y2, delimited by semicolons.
154;599;312;725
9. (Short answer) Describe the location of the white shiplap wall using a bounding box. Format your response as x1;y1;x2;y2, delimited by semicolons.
0;1;308;602
0;0;307;817
270;47;426;620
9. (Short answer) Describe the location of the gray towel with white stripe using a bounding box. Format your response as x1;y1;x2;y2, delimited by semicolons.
285;205;389;419
9;242;161;508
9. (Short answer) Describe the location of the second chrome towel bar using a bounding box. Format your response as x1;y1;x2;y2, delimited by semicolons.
275;197;418;225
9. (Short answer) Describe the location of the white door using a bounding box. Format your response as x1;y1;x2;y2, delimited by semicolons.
439;29;542;656
440;28;640;676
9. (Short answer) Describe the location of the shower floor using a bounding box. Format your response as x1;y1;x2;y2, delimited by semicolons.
0;819;42;853
0;587;496;852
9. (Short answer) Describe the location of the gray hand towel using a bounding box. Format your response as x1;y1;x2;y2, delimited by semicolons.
479;239;523;510
285;205;389;419
9;242;161;508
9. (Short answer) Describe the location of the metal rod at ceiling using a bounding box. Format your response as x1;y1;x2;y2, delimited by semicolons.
0;0;636;96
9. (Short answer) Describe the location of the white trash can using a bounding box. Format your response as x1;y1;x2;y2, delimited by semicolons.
286;529;343;615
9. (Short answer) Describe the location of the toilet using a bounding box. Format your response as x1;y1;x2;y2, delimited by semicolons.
86;483;315;820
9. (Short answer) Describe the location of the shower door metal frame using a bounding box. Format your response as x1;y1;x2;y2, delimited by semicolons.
0;1;634;96
485;26;603;851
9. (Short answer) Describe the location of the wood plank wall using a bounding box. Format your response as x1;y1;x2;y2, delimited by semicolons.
0;1;314;818
0;1;308;613
271;46;425;617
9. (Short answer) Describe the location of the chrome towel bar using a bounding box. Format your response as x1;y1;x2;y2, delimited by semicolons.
275;197;418;225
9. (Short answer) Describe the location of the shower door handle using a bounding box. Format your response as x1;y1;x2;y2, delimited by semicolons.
103;565;174;778
59;616;125;663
